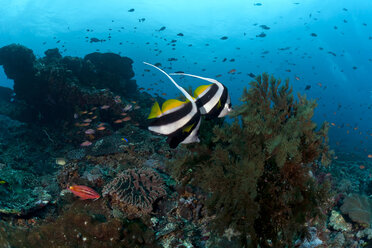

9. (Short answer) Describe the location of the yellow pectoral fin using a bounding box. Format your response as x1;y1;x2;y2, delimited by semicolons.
183;123;195;133
217;99;222;108
148;102;162;119
194;84;212;98
162;99;185;113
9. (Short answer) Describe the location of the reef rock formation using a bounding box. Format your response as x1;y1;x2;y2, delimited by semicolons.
0;44;137;124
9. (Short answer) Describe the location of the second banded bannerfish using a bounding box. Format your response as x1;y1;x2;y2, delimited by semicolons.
144;62;201;149
170;73;232;119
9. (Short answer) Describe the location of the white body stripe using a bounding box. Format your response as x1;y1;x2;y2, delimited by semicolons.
218;93;231;117
200;84;224;114
148;103;198;135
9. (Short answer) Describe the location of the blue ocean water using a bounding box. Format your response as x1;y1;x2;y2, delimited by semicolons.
1;0;370;158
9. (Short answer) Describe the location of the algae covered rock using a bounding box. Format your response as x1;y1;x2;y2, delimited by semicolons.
0;164;53;216
340;193;372;226
328;210;352;231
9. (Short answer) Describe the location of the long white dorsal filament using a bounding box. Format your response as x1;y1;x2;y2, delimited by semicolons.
169;72;219;84
143;62;195;103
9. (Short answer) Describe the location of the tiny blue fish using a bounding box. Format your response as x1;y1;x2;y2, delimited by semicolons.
121;137;128;142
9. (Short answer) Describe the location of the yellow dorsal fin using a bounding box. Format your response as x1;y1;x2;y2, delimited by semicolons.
148;102;162;119
217;99;222;108
161;99;185;113
183;123;195;133
194;84;212;98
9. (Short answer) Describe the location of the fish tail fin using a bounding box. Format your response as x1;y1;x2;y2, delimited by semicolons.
143;62;195;102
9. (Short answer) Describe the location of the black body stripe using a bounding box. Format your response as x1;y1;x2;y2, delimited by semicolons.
205;86;228;120
195;84;219;109
167;113;201;148
149;101;193;127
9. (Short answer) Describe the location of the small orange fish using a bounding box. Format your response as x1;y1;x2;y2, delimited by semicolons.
161;93;167;96
83;118;92;123
80;141;92;147
331;123;336;126
114;119;123;124
228;69;236;74
97;126;106;131
360;165;365;170
91;107;97;111
317;82;322;87
122;116;131;122
88;112;93;115
134;105;141;110
79;111;88;115
368;154;372;158
295;76;300;81
147;88;153;91
139;87;145;91
92;115;98;119
80;123;90;127
120;112;128;116
215;74;222;78
68;185;100;200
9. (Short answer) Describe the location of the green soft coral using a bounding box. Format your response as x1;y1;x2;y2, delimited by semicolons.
170;73;332;247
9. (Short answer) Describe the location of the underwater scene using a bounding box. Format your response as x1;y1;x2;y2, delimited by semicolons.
0;0;371;247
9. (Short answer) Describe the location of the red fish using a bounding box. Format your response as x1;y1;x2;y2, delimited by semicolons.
68;185;100;200
80;141;92;147
122;116;131;122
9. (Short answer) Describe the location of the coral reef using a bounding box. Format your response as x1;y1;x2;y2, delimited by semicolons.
103;168;167;217
170;73;332;247
4;44;364;247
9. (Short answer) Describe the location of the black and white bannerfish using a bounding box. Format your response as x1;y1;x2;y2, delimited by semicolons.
169;73;232;120
144;62;201;149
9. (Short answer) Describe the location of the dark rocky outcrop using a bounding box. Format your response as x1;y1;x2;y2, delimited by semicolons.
0;44;137;124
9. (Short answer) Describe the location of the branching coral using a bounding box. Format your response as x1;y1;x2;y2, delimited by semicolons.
103;168;166;217
170;73;332;247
